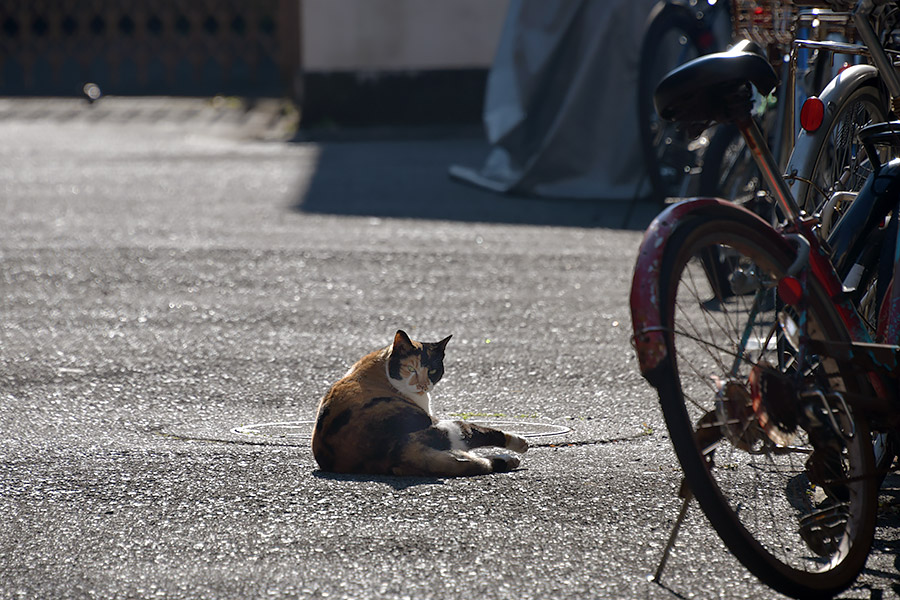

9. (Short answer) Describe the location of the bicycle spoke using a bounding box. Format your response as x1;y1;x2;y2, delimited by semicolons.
650;218;876;594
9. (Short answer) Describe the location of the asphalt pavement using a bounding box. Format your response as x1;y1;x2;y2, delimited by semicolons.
1;97;898;599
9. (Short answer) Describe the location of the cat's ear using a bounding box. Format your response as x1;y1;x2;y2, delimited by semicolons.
393;330;415;352
435;334;452;354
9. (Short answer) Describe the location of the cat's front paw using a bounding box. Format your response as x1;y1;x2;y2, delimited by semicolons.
489;452;521;473
505;433;528;453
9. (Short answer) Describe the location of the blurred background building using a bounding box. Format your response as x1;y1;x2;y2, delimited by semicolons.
1;0;651;201
0;0;297;97
302;0;507;127
0;0;507;127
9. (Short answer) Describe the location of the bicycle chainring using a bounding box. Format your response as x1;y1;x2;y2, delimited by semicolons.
749;362;799;446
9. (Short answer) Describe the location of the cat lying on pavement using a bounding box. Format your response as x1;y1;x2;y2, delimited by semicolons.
312;330;528;476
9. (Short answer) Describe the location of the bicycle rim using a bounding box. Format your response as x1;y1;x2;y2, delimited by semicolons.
656;216;877;598
804;85;889;217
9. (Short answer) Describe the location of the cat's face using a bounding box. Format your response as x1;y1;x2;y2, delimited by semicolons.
388;330;452;397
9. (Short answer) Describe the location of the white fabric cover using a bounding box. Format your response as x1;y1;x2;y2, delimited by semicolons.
451;0;656;200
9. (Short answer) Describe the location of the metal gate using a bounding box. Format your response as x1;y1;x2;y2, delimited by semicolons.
0;0;301;97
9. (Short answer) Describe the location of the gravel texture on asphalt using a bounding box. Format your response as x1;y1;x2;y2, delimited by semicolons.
1;99;898;600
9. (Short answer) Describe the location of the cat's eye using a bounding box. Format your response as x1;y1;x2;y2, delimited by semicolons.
428;369;438;376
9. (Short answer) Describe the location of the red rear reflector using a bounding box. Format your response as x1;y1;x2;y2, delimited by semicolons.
778;276;803;305
800;97;824;132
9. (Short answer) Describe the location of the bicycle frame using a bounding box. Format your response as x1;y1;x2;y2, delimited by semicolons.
634;4;900;590
632;112;900;419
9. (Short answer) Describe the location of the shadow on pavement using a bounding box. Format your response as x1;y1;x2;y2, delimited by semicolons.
312;470;444;490
858;473;900;597
291;135;661;230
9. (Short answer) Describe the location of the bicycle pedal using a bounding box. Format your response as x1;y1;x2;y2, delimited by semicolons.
798;503;849;557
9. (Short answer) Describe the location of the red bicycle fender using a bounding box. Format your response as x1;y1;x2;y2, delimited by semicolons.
630;198;789;378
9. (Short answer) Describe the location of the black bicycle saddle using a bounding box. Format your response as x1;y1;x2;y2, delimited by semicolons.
654;42;778;125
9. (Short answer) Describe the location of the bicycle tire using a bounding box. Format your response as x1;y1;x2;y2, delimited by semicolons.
654;214;877;598
839;220;898;479
638;2;719;203
699;124;763;207
847;259;898;480
795;82;890;221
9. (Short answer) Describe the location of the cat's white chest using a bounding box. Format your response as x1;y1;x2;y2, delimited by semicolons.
418;392;432;415
404;389;432;414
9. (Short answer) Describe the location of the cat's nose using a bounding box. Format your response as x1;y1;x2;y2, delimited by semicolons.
414;372;429;389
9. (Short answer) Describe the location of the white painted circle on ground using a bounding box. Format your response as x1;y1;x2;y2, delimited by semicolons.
232;419;571;441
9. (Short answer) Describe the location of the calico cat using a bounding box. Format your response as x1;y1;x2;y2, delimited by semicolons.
311;330;528;476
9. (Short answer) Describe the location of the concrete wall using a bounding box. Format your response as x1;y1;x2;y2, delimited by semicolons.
301;0;510;72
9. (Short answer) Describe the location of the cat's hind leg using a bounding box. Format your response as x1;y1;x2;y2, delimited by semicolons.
437;420;528;453
392;423;525;477
392;446;520;477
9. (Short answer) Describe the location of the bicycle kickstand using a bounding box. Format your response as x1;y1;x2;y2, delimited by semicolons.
651;478;693;584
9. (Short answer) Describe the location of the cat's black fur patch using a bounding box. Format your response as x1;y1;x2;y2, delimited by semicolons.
366;435;396;464
325;408;352;437
315;405;331;430
378;409;432;438
363;396;393;409
491;456;514;472
315;440;336;471
387;356;401;380
418;427;452;452
458;421;506;448
423;352;445;384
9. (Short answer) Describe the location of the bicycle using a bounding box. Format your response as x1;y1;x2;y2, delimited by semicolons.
785;0;900;226
638;0;844;206
638;0;730;203
699;0;854;207
629;42;900;598
640;0;900;218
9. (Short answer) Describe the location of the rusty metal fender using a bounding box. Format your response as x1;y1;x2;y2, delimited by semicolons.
630;198;791;382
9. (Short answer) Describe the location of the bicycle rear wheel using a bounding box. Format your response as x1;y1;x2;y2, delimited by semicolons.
654;215;877;598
